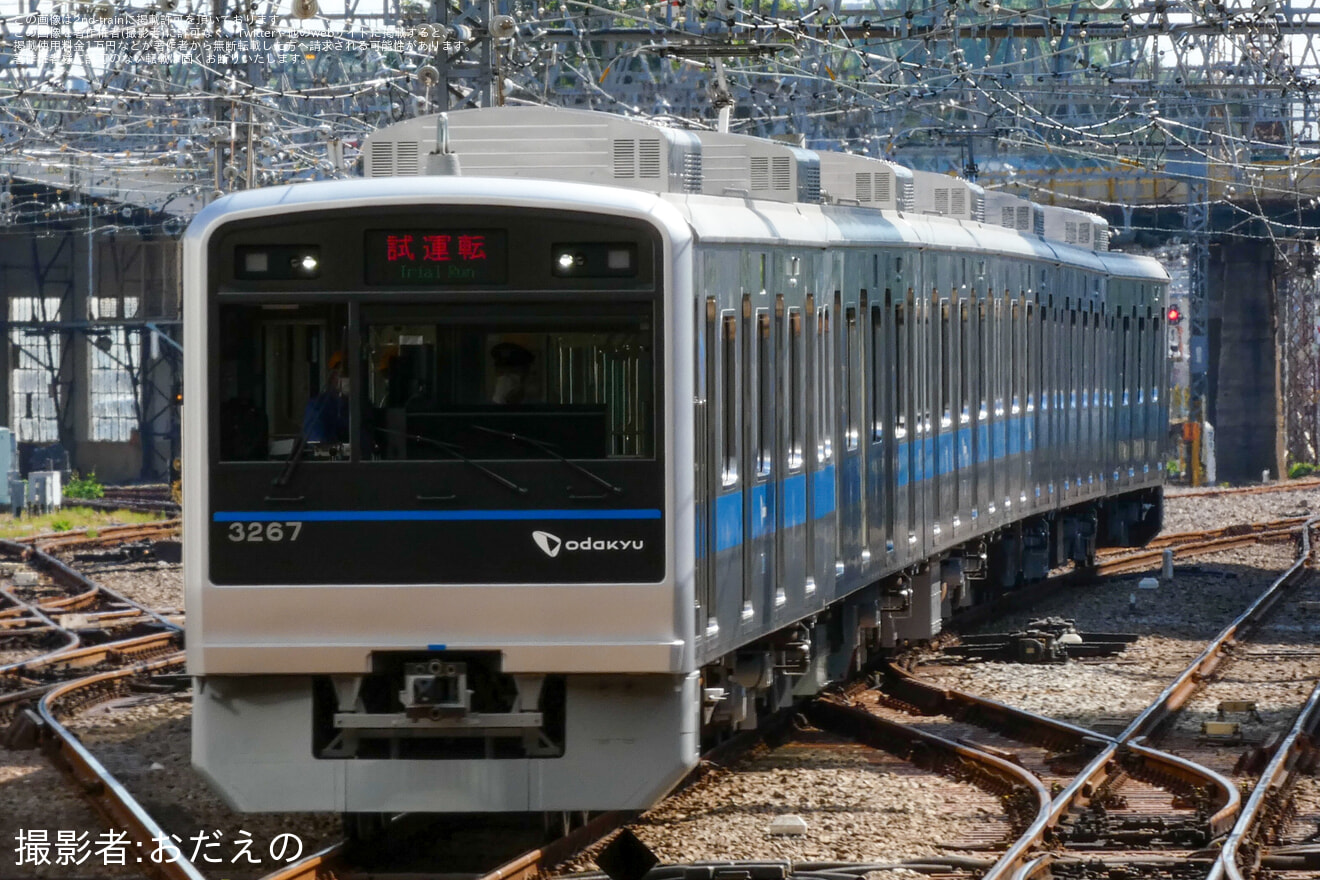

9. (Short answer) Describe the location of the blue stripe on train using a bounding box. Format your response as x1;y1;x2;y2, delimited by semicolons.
814;463;837;516
709;415;1055;551
750;482;775;539
715;493;742;553
783;473;807;530
212;508;663;522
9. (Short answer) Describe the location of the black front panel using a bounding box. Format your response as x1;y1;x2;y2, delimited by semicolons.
210;474;665;584
208;204;665;585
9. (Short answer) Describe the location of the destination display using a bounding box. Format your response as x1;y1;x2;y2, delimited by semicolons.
364;229;508;285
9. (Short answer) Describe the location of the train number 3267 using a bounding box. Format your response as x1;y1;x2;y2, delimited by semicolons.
227;522;303;542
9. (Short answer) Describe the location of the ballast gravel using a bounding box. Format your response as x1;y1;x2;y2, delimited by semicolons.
916;543;1300;730
0;484;1313;879
1162;482;1320;533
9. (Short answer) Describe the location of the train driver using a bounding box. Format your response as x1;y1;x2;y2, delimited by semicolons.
491;342;535;404
302;350;350;445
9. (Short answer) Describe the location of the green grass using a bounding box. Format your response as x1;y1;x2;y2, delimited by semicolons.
0;507;168;540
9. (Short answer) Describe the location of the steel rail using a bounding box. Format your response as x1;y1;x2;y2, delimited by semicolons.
0;584;80;674
805;697;1053;823
73;497;181;515
0;538;181;634
1;628;182;723
1209;679;1320;880
1096;524;1299;576
983;517;1317;880
16;519;179;545
35;651;205;880
1172;477;1320;498
25;519;180;552
1103;517;1309;554
888;656;1239;873
251;839;346;880
885;662;1115;751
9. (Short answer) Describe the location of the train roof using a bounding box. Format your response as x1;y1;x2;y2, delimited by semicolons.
187;175;1167;285
360;108;1127;252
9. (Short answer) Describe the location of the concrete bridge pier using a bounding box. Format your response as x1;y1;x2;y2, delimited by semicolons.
1207;240;1285;483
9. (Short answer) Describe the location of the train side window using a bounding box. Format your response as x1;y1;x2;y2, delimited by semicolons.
995;299;1006;418
817;306;833;462
721;313;738;486
1121;315;1131;406
1151;315;1162;403
894;302;907;438
1136;316;1146;404
845;306;859;450
977;302;988;420
1080;312;1089;409
1010;301;1021;415
754;253;768;293
1025;303;1035;413
788;308;804;469
1070;309;1079;409
757;311;773;476
1091;310;1101;408
1037;303;1045;414
870;303;884;441
940;301;951;426
959;302;970;423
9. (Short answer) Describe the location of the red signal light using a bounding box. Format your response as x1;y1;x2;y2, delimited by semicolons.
1167;305;1182;325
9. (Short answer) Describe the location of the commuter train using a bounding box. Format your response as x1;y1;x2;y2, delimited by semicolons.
185;107;1169;817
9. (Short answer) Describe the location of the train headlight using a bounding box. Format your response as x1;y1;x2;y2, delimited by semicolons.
236;245;321;280
552;242;637;277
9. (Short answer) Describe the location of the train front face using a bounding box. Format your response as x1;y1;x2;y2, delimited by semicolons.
184;181;697;814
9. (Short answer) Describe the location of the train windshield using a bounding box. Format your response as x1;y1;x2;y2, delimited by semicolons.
361;303;655;461
216;301;655;462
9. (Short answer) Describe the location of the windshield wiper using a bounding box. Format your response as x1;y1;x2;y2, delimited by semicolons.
372;426;527;495
269;434;309;498
467;424;623;498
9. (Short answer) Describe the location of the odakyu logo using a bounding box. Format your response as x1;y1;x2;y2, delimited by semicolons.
531;530;644;558
532;530;563;558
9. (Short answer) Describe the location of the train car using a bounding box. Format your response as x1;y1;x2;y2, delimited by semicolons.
185;107;1169;817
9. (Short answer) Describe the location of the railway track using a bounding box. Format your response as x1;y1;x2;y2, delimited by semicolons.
20;518;180;554
30;651;197;880
249;519;1320;880
77;485;181;516
1170;477;1320;499
1094;518;1302;576
891;518;1320;878
0;531;192;878
7;512;1312;880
